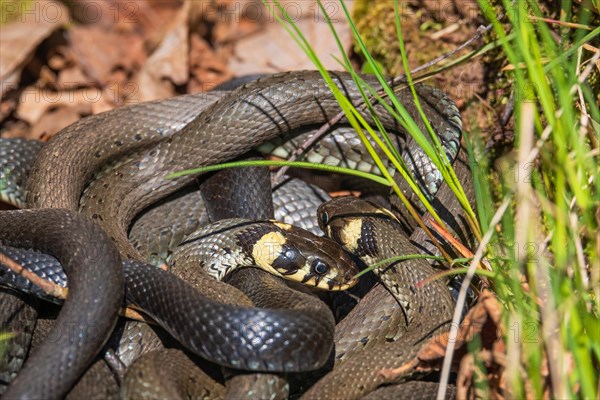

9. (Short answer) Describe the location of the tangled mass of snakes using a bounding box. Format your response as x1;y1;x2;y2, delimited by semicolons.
0;71;477;399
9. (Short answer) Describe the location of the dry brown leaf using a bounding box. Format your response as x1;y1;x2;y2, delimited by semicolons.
56;66;94;89
131;0;184;38
417;290;504;368
136;1;191;101
0;120;29;139
30;106;83;139
1;97;19;123
211;0;266;44
378;289;506;384
65;0;183;39
68;25;146;85
0;0;69;97
188;33;232;92
456;349;510;399
189;0;265;41
17;87;94;127
66;0;123;27
227;1;355;74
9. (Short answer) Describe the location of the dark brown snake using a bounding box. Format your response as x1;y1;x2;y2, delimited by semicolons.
0;70;472;398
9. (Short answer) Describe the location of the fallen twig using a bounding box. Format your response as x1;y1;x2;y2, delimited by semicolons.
0;250;68;299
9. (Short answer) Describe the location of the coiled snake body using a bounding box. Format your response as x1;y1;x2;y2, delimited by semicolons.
0;70;469;398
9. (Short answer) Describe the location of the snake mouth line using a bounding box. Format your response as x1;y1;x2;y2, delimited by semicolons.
297;269;359;291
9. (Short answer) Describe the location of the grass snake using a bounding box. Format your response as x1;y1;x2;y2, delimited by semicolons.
0;70;468;398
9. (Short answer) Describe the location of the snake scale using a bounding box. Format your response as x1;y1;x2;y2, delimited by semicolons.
0;70;471;398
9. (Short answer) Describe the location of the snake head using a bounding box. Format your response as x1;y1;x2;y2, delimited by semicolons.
253;221;359;291
317;196;399;254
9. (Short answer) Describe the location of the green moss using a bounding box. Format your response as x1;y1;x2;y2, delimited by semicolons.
351;1;464;75
352;1;414;75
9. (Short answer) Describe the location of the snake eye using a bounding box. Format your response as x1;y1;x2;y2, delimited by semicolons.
320;211;329;226
311;259;329;275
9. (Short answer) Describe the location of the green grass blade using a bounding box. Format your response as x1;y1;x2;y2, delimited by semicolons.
166;160;390;187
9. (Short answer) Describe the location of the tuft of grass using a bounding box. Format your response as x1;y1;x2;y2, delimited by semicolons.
474;1;600;398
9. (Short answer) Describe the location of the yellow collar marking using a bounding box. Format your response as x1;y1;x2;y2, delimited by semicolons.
252;231;286;268
340;218;363;253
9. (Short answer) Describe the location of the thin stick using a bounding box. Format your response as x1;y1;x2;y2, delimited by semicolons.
0;250;68;299
0;250;156;324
